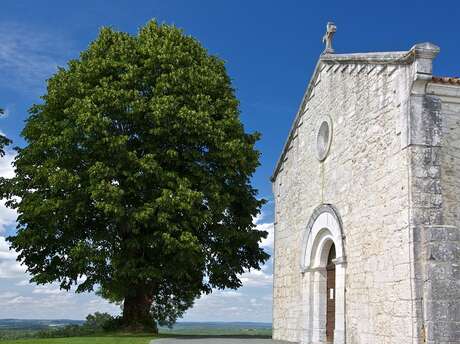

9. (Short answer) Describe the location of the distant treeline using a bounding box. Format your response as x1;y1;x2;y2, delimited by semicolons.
0;313;115;340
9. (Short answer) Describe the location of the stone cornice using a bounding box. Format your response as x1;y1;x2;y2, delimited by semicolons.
321;50;412;65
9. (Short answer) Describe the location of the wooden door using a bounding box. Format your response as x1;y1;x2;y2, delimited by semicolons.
326;245;336;343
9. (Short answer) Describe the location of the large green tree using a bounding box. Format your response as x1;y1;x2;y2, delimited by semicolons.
1;21;268;331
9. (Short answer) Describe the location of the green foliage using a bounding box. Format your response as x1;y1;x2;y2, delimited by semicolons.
2;20;268;326
84;313;120;332
34;313;118;338
36;325;93;339
0;330;39;341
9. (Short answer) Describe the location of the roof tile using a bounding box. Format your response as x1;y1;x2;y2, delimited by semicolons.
432;76;460;85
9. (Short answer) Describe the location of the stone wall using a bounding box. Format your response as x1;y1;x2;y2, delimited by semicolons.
408;82;460;343
420;225;460;343
272;60;416;343
417;91;460;343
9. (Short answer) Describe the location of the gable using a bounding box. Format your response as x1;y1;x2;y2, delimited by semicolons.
271;43;441;182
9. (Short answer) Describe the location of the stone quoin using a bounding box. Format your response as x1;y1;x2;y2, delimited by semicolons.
271;23;460;344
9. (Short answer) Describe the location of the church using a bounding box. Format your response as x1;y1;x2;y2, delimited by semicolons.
271;23;460;344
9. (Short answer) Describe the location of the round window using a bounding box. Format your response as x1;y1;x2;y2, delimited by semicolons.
316;118;332;161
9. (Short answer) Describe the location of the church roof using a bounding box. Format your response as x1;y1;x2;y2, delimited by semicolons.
270;42;456;182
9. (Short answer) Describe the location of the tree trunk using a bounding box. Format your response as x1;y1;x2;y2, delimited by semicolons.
122;286;157;333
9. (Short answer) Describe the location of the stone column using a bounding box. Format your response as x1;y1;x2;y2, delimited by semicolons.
333;257;347;344
311;267;327;343
300;271;313;344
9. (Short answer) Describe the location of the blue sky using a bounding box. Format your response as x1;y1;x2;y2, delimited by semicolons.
0;0;459;322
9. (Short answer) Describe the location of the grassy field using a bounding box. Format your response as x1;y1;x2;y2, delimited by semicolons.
0;336;155;344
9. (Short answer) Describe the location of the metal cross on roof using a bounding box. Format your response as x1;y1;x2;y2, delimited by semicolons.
322;22;337;54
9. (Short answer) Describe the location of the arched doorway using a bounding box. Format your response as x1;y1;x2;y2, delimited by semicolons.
300;204;346;344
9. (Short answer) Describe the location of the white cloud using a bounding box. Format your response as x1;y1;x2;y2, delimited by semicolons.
253;210;274;250
4;293;75;308
0;151;15;179
240;268;273;288
258;222;274;249
5;295;35;305
0;236;25;278
0;199;17;234
0;151;17;233
86;298;120;315
0;291;19;299
15;279;29;286
0;237;16;260
249;298;263;307
0;285;121;319
219;290;242;298
12;293;118;318
33;285;65;295
0;23;74;93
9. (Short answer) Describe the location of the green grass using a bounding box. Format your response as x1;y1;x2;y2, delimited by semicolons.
0;336;155;344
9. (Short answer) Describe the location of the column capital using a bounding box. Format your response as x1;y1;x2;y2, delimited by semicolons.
332;256;347;265
302;266;327;273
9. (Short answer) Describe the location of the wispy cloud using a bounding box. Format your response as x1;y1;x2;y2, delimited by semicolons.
253;209;274;250
32;285;66;295
258;222;274;249
0;291;19;299
0;22;75;93
219;291;243;298
240;265;273;288
0;236;25;278
15;279;29;286
0;150;15;179
0;200;16;234
0;290;119;319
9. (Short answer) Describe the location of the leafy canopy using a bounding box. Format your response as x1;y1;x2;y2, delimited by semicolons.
2;21;268;325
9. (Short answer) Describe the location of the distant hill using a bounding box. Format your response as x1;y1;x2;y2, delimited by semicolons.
159;321;272;336
163;322;271;329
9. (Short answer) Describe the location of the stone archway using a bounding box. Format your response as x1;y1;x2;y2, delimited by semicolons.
300;204;346;344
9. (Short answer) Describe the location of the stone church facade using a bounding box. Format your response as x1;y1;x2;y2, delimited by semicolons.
271;26;460;344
